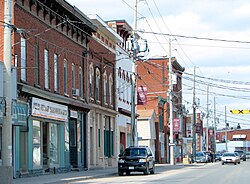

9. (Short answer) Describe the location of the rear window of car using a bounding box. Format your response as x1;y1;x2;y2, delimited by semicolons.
123;148;147;156
223;153;235;157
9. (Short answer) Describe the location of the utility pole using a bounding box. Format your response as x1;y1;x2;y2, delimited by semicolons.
131;0;138;146
213;96;216;152
168;38;174;165
2;0;13;183
225;106;228;151
192;67;196;162
206;85;209;151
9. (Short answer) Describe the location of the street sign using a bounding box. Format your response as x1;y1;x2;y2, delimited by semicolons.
230;110;250;114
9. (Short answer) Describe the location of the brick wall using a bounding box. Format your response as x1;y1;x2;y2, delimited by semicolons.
13;2;88;98
88;37;116;109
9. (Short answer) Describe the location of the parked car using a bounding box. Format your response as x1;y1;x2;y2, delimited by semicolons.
234;150;246;161
203;151;213;162
221;152;240;165
246;152;250;159
118;146;155;176
195;152;207;163
214;153;222;161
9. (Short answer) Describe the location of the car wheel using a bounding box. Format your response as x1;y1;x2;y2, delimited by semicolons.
234;162;237;165
238;162;240;164
126;171;130;175
118;171;123;176
150;165;155;174
243;159;246;161
222;162;224;165
144;165;150;175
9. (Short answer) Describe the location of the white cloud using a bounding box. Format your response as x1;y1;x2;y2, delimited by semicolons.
232;3;250;18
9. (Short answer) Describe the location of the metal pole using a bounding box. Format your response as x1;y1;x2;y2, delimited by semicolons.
131;0;138;146
213;96;216;152
192;67;196;162
225;106;228;151
206;85;209;151
168;38;174;165
2;0;13;182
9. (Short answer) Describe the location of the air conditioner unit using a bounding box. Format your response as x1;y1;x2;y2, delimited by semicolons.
72;88;79;96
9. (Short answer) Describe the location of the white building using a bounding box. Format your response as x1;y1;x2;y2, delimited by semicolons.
106;20;134;155
137;109;156;155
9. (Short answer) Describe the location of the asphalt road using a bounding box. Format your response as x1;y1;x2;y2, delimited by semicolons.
74;160;250;184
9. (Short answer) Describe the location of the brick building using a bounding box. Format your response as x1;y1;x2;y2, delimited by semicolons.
136;57;185;163
0;0;99;177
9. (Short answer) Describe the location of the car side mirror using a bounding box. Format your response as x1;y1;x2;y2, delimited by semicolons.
148;153;152;156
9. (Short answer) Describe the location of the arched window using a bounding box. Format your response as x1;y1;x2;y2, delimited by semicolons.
109;74;113;106
95;68;101;101
89;63;94;98
103;71;107;104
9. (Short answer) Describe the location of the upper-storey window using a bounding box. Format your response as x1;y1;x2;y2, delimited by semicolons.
54;53;58;92
89;63;94;98
103;72;107;104
79;67;83;98
72;63;75;90
95;68;101;101
64;60;68;94
21;37;26;81
44;49;49;89
34;43;40;86
109;74;113;106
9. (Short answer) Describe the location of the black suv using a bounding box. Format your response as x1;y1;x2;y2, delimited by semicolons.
234;150;246;161
118;146;155;176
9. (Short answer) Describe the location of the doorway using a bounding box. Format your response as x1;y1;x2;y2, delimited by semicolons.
69;119;78;168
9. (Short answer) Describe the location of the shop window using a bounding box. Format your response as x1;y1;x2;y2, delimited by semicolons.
65;122;70;165
33;120;41;167
104;117;114;157
49;124;59;164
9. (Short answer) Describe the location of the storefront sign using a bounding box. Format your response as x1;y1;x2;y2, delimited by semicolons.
70;110;78;119
31;97;68;121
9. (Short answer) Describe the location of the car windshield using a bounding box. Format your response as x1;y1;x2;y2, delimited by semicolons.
196;152;204;157
123;148;147;156
223;153;235;157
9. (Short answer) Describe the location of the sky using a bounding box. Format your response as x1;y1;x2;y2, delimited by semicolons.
67;0;250;129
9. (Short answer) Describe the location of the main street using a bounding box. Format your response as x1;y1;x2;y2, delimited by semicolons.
72;160;250;184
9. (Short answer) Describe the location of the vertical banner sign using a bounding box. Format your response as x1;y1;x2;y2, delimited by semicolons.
196;123;201;134
137;86;147;105
173;118;180;133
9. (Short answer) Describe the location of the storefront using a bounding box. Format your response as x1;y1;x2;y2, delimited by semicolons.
19;97;69;176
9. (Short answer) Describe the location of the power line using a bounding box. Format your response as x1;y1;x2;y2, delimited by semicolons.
138;30;250;44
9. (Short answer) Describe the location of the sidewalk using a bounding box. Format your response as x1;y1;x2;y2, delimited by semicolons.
13;167;118;184
13;163;203;184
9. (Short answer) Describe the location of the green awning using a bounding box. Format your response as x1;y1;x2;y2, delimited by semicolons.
12;103;28;126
